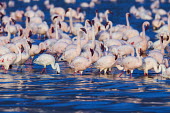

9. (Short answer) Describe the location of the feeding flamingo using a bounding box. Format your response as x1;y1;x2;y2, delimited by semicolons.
33;53;60;74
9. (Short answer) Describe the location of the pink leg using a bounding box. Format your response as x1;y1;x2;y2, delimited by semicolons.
4;69;7;73
119;71;124;77
41;68;46;74
130;73;132;78
144;73;148;76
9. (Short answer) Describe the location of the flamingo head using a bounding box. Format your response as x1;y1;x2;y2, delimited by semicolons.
80;28;87;34
160;35;164;43
27;41;32;49
90;48;94;56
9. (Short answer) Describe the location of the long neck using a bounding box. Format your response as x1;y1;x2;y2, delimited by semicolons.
61;14;65;21
136;47;142;66
14;44;22;64
76;31;81;55
55;20;59;40
105;12;109;22
51;63;60;73
69;9;74;33
6;22;11;40
109;21;113;39
168;14;170;32
142;23;146;40
126;13;130;29
91;25;95;49
160;37;165;55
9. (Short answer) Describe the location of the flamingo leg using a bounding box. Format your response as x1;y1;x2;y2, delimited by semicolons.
144;73;148;76
4;69;7;73
41;68;46;74
119;70;125;77
130;70;134;78
130;73;132;78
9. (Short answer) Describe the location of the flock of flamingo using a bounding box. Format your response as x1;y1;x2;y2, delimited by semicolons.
0;0;170;78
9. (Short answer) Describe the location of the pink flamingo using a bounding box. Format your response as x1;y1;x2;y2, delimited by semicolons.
33;53;60;74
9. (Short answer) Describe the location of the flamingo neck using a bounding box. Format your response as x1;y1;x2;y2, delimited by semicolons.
6;22;11;40
126;13;130;29
55;20;59;40
159;38;165;55
91;25;95;49
69;9;74;33
105;12;109;22
76;31;81;55
142;23;146;39
136;47;142;66
109;21;113;39
168;14;170;32
61;14;65;21
14;44;22;64
51;63;60;73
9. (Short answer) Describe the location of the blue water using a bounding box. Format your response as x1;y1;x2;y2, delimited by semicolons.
1;0;170;112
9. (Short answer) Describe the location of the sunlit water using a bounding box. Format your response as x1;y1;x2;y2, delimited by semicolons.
1;0;170;112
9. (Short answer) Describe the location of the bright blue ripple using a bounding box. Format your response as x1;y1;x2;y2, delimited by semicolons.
33;99;59;103
130;92;170;98
0;98;28;102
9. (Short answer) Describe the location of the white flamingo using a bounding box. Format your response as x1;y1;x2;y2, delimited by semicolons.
94;52;117;74
59;28;82;64
69;48;93;75
33;53;60;74
116;46;142;78
138;56;164;76
0;43;22;72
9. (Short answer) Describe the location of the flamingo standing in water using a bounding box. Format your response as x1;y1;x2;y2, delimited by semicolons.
116;46;143;78
59;28;82;64
69;48;94;75
33;53;60;74
138;56;165;76
0;43;22;72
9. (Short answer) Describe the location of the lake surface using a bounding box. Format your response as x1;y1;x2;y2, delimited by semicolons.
1;0;170;112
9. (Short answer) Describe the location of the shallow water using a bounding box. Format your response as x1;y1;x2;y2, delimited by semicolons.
1;0;170;112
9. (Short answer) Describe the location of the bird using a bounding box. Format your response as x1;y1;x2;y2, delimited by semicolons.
116;46;143;78
0;43;22;73
59;28;82;64
94;50;117;74
138;56;164;76
69;48;94;75
33;53;60;74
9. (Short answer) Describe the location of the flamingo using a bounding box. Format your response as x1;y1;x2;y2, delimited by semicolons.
154;13;170;33
0;43;22;72
152;14;165;30
59;28;82;64
37;21;49;38
135;21;150;53
33;54;60;74
127;21;150;49
138;56;164;76
148;35;169;68
29;42;47;62
69;48;93;75
94;52;117;74
14;42;31;70
65;8;84;35
116;44;135;58
116;46;143;78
